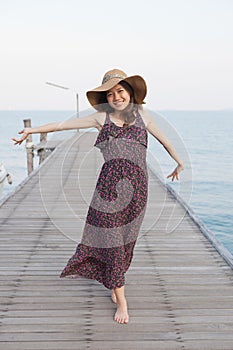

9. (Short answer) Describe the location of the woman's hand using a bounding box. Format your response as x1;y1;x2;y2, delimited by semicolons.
12;128;31;145
167;163;184;182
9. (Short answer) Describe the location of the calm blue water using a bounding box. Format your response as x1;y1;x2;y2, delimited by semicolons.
1;110;233;255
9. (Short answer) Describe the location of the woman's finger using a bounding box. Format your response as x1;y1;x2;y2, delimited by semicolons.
12;137;22;145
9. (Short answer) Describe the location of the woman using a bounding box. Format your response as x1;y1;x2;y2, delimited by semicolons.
12;68;184;324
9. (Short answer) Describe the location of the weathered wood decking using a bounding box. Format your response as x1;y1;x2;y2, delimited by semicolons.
0;132;233;350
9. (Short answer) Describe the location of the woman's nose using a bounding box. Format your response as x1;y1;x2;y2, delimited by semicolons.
113;92;120;101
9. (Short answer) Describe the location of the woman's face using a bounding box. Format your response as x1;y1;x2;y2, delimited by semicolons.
106;84;131;111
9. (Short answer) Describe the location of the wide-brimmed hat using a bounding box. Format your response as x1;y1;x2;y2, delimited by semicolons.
86;68;147;109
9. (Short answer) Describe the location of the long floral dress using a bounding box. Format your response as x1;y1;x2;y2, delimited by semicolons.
60;110;148;289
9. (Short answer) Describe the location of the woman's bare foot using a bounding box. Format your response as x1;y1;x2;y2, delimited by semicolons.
111;289;117;304
114;299;129;324
113;286;129;324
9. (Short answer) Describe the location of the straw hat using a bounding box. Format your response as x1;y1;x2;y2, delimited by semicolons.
86;68;147;109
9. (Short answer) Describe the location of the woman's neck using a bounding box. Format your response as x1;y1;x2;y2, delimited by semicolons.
111;111;123;120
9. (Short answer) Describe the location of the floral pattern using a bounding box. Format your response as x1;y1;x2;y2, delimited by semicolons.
60;110;148;289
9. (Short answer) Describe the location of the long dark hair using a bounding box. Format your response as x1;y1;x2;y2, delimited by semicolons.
98;81;138;127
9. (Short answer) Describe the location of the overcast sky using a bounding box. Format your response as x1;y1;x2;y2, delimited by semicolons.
1;0;233;111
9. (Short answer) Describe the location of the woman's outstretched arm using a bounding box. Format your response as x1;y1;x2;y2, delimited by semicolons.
141;109;184;181
12;112;103;145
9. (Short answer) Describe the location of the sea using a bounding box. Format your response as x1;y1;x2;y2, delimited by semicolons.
0;109;233;256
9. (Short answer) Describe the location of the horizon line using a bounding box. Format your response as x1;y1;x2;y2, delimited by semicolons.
0;108;232;112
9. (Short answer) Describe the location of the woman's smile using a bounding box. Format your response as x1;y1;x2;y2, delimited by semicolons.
113;100;125;108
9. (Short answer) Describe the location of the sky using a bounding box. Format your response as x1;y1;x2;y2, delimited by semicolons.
0;0;233;111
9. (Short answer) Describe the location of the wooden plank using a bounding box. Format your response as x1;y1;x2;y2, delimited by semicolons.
0;341;184;350
0;132;233;350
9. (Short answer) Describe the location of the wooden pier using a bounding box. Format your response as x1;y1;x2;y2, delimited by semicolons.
0;132;233;350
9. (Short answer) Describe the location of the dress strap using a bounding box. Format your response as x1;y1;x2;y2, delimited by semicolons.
105;112;111;123
105;112;112;133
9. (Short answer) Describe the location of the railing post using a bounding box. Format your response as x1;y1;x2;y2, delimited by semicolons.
38;133;47;164
23;119;34;175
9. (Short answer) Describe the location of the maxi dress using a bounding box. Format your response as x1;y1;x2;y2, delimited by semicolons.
60;110;148;289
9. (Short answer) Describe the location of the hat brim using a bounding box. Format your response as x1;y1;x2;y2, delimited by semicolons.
86;75;147;110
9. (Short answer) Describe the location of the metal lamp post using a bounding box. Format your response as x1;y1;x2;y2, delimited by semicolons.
45;82;79;118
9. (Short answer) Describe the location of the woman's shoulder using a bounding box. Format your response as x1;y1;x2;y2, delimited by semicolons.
138;108;152;128
93;111;107;130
